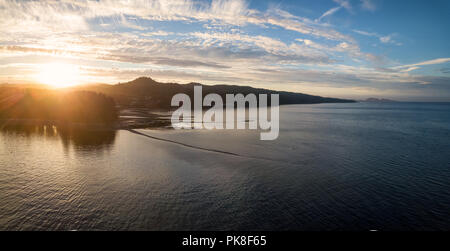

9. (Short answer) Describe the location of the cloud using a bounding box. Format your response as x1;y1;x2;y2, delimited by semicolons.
361;0;376;11
100;54;231;69
352;29;378;37
393;58;450;72
353;30;402;46
266;15;354;42
0;0;250;33
0;45;93;58
189;32;334;64
316;7;342;22
379;35;392;44
0;0;355;43
316;0;352;22
142;31;174;36
333;0;352;11
409;58;450;66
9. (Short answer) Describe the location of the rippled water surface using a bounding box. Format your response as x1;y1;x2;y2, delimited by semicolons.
1;102;449;230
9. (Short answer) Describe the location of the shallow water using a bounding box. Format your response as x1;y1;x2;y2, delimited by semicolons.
1;102;449;230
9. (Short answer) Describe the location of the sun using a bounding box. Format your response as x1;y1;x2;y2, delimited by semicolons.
35;63;81;88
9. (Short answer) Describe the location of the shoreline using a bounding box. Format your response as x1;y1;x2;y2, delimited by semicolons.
0;102;362;131
0;117;172;131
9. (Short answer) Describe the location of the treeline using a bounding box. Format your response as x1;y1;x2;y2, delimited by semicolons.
0;87;118;124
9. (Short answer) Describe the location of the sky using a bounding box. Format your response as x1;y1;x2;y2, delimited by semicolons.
0;0;449;101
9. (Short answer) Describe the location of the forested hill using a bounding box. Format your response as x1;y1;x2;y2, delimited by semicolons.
76;77;356;109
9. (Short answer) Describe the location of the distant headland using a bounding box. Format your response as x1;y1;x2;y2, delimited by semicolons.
74;77;356;109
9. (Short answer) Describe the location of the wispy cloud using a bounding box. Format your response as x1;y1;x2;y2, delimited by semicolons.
316;6;342;22
334;0;352;11
316;0;352;22
353;29;377;37
393;58;450;72
353;29;402;46
142;31;175;37
379;35;393;44
361;0;376;11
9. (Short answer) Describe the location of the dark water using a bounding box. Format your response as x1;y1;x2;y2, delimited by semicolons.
1;102;449;230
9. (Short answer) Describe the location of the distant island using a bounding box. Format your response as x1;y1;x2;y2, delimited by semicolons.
363;98;398;103
1;77;355;129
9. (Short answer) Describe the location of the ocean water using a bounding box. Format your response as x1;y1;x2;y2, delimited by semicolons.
0;102;449;230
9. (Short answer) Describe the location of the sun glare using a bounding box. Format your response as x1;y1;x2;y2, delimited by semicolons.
35;63;81;88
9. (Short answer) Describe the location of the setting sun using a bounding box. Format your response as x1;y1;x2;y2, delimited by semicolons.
35;63;81;88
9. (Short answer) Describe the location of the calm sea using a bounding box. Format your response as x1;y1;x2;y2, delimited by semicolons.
1;102;449;230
